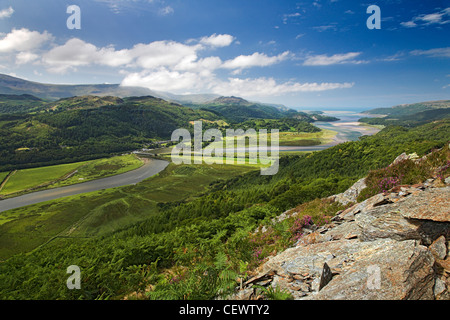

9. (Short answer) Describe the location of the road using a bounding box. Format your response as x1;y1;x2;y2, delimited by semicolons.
0;159;169;213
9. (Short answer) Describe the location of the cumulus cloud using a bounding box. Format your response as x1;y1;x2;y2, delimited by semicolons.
0;6;14;19
0;28;52;53
16;52;39;65
222;51;290;70
3;26;353;99
41;35;237;73
200;34;235;47
210;77;354;97
121;68;207;92
303;52;364;66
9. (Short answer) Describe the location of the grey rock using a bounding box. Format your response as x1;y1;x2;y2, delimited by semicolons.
312;240;435;300
397;187;450;222
358;211;422;242
333;177;367;206
319;263;333;291
429;236;447;260
434;278;446;297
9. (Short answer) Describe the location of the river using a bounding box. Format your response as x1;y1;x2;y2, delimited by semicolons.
279;111;381;152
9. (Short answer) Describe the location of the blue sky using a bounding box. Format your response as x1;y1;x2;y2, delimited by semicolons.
0;0;449;111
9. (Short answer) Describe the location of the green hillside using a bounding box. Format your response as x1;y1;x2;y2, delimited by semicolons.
0;96;220;171
0;94;49;114
185;96;329;123
363;100;450;117
360;106;450;127
0;74;153;100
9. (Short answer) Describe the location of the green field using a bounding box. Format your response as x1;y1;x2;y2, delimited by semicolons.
278;129;336;146
0;162;87;195
0;163;257;259
0;154;143;197
51;154;143;188
0;172;10;184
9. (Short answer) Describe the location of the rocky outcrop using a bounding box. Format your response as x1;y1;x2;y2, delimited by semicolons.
230;177;450;300
329;177;366;206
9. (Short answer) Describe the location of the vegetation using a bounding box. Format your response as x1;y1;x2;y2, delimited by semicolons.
0;154;143;198
0;96;220;171
0;162;85;196
363;100;450;117
0;94;48;114
0;118;448;300
359;108;450;127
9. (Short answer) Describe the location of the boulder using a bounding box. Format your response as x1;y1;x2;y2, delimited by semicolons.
397;187;450;222
312;240;435;300
429;236;447;260
332;178;367;206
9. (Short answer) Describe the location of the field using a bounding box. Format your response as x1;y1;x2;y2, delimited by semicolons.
278;129;336;146
0;154;143;198
51;154;143;188
0;163;257;260
0;162;87;196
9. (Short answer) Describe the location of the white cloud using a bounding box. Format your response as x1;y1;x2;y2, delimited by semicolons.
0;28;52;53
401;7;450;28
7;29;353;98
199;34;235;47
0;6;14;19
42;38;203;73
130;41;200;69
210;77;354;97
121;68;210;92
410;47;450;58
121;70;354;97
312;25;337;32
16;52;39;65
303;52;364;66
42;38;107;73
283;12;301;24
159;6;174;16
222;51;290;70
400;21;417;28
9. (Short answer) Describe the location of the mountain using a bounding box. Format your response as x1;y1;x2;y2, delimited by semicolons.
360;100;450;127
185;96;299;123
0;74;155;100
0;94;47;113
363;100;450;117
0;73;222;105
150;90;220;104
0;95;220;171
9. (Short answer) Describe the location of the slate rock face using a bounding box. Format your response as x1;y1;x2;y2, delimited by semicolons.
396;187;450;222
228;174;450;300
312;240;435;300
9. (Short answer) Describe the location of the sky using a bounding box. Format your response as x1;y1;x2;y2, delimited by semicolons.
0;0;449;111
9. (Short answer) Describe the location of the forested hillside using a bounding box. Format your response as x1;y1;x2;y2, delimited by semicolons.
0;96;220;171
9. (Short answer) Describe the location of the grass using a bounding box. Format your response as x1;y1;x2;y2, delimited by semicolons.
0;154;143;197
0;162;257;260
0;162;87;195
51;154;143;188
0;171;10;184
159;128;337;162
278;129;336;146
